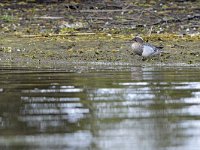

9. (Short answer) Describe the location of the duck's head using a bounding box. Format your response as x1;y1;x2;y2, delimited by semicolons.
131;36;144;56
131;36;144;44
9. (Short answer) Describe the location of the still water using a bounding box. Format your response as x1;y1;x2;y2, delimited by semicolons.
1;64;200;150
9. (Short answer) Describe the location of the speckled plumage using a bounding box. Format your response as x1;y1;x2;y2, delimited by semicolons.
131;36;162;57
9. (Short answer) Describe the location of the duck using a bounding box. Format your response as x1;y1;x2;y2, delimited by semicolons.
131;36;163;58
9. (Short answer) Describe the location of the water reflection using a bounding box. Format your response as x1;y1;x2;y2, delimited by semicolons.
0;65;200;150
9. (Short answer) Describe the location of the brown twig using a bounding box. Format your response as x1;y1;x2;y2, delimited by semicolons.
79;9;130;13
18;33;97;38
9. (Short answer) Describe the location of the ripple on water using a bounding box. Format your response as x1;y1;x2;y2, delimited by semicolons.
1;65;200;150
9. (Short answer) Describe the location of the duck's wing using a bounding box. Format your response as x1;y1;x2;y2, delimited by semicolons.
142;43;162;57
142;45;155;57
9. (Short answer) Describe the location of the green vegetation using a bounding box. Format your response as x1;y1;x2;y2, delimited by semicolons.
0;14;16;22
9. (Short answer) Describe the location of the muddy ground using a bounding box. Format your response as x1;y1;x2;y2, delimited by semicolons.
0;1;200;68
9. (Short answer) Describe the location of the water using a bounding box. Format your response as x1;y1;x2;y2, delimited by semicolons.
1;64;200;150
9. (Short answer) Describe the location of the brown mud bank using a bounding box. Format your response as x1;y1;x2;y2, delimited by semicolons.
0;33;200;69
0;1;200;68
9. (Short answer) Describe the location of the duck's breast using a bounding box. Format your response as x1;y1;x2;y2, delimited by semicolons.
131;43;142;55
